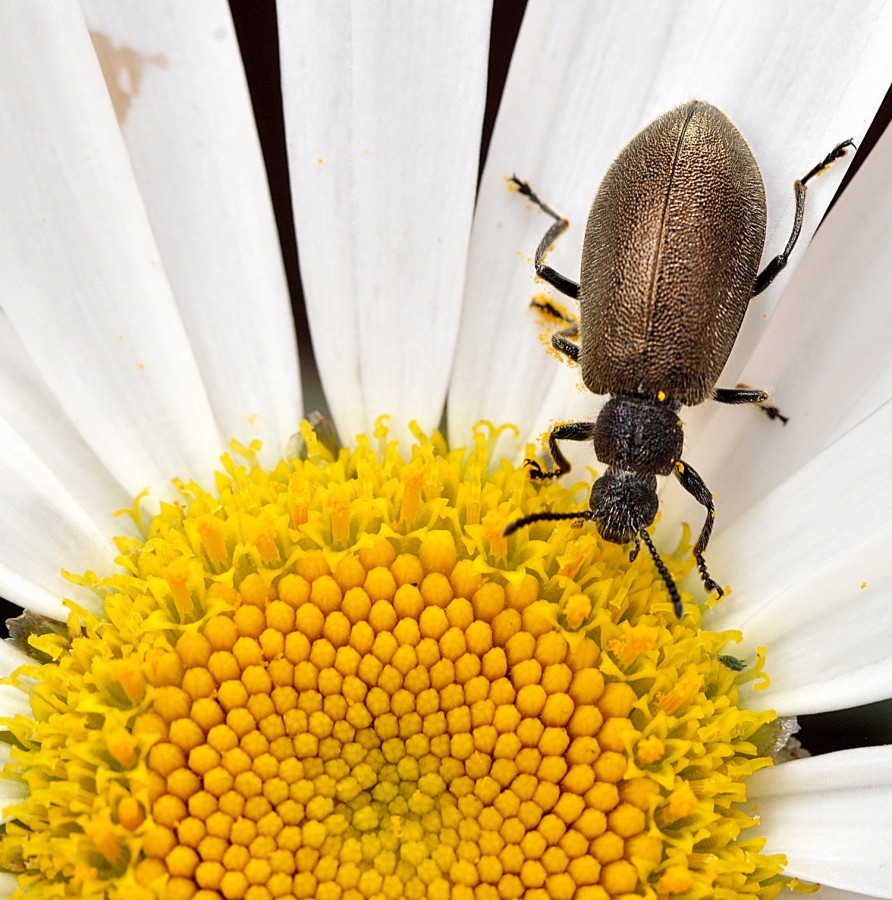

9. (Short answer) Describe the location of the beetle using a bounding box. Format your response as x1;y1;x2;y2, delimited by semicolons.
504;100;853;617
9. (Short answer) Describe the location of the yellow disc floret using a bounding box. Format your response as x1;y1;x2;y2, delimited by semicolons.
0;421;798;898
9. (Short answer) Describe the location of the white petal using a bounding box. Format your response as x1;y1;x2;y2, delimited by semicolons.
807;887;887;900
0;873;18;898
0;781;29;825
731;523;892;716
706;401;892;711
279;0;491;445
0;1;222;496
81;1;301;461
0;417;109;618
450;0;892;458
0;313;131;533
0;686;34;721
685;109;892;529
0;643;32;680
748;748;892;898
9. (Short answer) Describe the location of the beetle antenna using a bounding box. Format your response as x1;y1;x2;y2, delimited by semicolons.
640;529;683;619
503;510;593;537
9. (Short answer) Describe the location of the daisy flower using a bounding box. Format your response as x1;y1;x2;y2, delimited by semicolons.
0;2;891;899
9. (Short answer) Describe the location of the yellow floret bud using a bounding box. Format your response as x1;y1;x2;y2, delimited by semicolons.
418;530;457;575
420;572;453;608
636;734;665;763
364;567;397;602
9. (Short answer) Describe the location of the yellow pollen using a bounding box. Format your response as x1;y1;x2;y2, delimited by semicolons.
659;864;695;893
658;669;704;714
635;735;665;764
196;516;227;565
0;421;793;899
563;593;591;628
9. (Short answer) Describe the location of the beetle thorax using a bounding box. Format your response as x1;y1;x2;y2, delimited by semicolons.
593;396;683;476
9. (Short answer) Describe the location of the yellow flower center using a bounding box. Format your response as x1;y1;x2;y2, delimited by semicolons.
0;422;802;899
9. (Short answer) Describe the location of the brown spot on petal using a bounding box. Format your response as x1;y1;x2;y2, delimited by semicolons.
89;32;167;125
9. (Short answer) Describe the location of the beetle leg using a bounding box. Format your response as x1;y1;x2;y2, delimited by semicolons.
751;138;854;297
511;176;581;300
713;386;789;425
525;421;597;481
530;297;573;322
673;460;724;598
552;324;580;362
529;300;581;362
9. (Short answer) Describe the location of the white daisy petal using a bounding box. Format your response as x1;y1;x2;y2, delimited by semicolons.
0;688;31;723
0;417;109;619
451;0;892;456
278;0;491;445
0;313;131;533
736;523;892;717
81;1;301;460
686;110;892;529
807;887;886;900
706;400;892;714
0;643;31;681
748;747;892;898
0;781;29;825
0;1;222;496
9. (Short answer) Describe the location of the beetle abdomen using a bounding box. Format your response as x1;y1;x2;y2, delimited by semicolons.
579;101;767;405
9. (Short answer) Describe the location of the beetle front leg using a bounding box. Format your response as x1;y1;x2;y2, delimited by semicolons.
673;459;724;598
751;139;854;297
713;386;788;424
526;421;597;481
511;176;581;300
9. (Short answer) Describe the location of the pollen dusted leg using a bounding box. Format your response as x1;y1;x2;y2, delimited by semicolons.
510;176;580;299
525;421;598;481
713;386;789;425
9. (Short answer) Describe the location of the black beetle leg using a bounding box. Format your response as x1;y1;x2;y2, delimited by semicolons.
530;297;574;322
529;300;581;363
525;421;597;481
673;459;724;598
751;138;854;297
552;324;580;362
511;176;580;300
713;386;789;425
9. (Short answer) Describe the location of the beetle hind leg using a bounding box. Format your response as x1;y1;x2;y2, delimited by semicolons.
751;138;854;297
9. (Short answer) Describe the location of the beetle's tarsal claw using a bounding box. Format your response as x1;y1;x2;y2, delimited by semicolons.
524;459;558;481
696;554;724;598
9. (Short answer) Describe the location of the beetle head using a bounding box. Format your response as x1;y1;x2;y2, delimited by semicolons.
591;468;658;544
